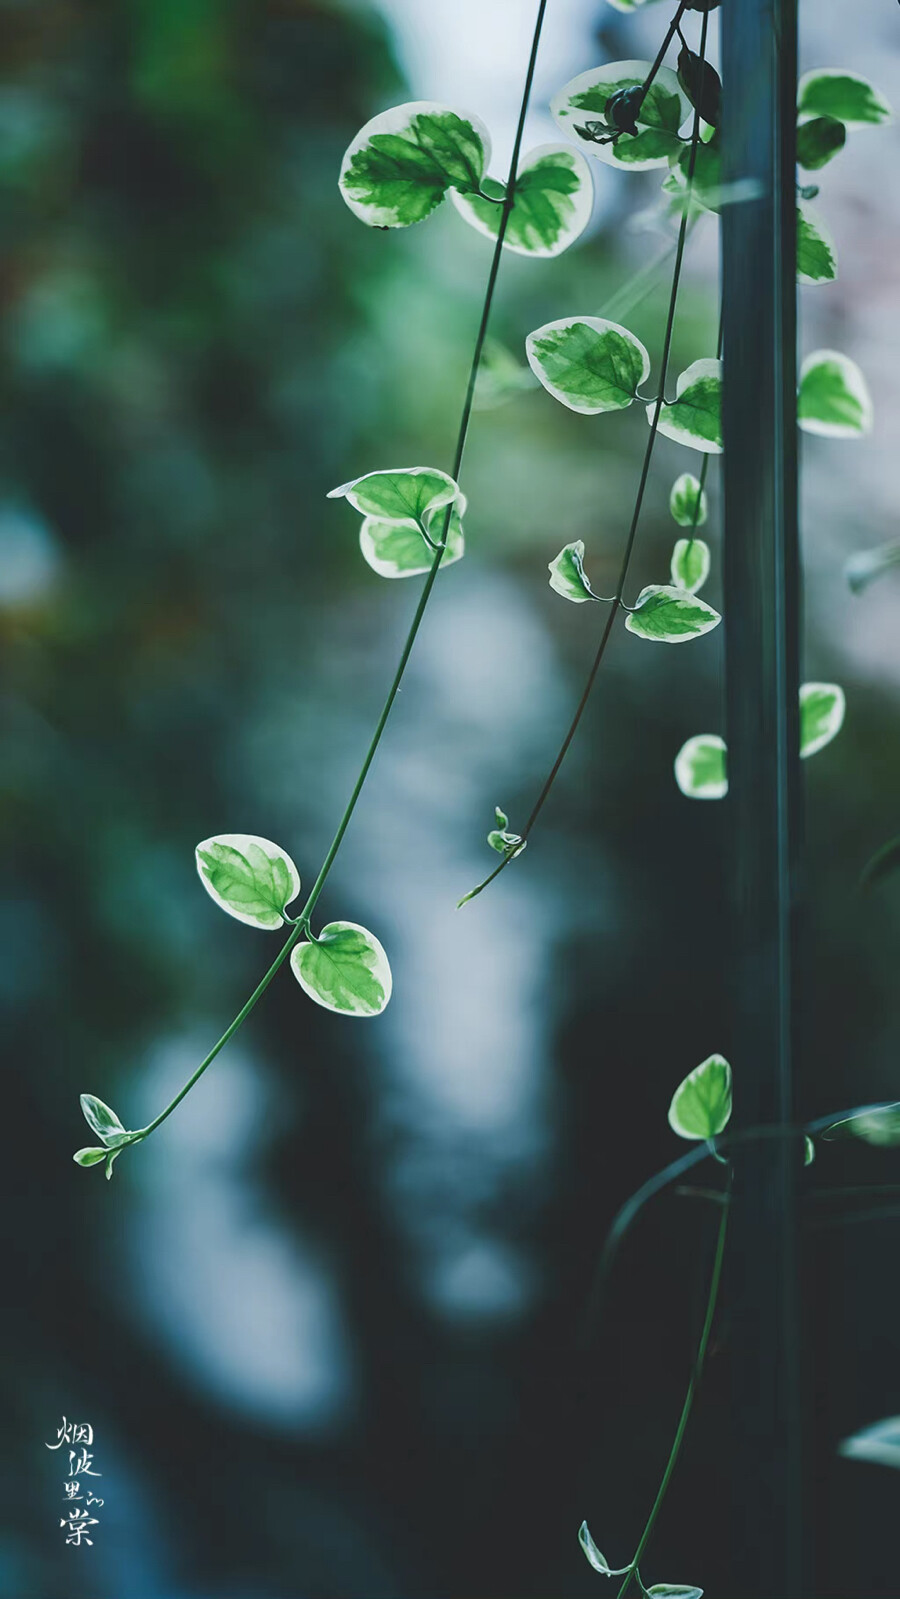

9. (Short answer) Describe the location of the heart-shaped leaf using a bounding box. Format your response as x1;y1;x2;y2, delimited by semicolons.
674;734;728;799
328;467;460;522
797;204;837;286
526;316;650;415
625;585;721;643
291;922;392;1017
798;351;872;438
652;359;723;453
797;115;846;171
799;682;845;757
551;62;691;170
549;540;602;603
196;834;300;931
339;101;490;228
670;538;710;593
360;501;465;579
452;144;593;258
668;1054;733;1140
798;70;892;130
669;472;708;529
578;1522;630;1577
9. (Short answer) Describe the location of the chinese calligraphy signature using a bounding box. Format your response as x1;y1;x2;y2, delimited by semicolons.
46;1417;104;1547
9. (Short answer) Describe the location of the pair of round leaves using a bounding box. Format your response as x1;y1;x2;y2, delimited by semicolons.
339;100;594;258
525;317;724;452
328;466;464;580
675;683;846;800
548;540;719;642
579;1525;703;1598
195;834;391;1018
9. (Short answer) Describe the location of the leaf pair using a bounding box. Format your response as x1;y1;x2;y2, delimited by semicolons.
674;684;846;800
328;467;464;580
196;834;391;1018
579;1522;703;1598
525;318;724;453
74;1094;136;1180
340;101;593;258
548;541;719;643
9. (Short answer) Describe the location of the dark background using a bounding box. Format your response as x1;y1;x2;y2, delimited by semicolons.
1;1;899;1595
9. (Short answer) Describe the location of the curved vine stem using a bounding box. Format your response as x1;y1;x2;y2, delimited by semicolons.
127;0;550;1149
462;5;710;905
615;1169;731;1599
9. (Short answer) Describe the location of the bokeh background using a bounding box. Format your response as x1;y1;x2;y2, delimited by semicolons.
2;1;900;1595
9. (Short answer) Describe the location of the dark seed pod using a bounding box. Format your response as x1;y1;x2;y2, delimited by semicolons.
604;86;644;137
677;44;722;127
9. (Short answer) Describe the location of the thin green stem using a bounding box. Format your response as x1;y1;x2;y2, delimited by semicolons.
126;0;549;1148
616;1171;730;1599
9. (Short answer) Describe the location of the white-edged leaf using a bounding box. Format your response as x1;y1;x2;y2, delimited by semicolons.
549;540;601;603
328;466;460;522
840;1416;900;1470
821;1103;900;1146
551;61;691;171
578;1522;630;1577
80;1093;126;1146
526;316;650;415
360;500;465;579
804;1135;816;1167
674;734;728;799
798;351;872;438
670;537;710;593
625;584;721;643
339;101;490;228
487;804;524;856
798;70;892;130
669;473;708;529
195;833;300;931
799;681;845;758
648;1587;704;1598
668;1054;733;1140
652;358;723;453
73;1146;108;1167
797;203;837;286
452;144;593;258
291;921;392;1018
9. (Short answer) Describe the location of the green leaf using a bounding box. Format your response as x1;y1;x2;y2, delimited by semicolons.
105;1148;123;1180
799;682;845;758
669;473;708;529
291;921;392;1018
804;1135;816;1167
625;585;721;644
840;1416;900;1470
798;350;872;438
670;537;710;593
526;316;650;415
548;540;602;603
328;467;460;522
195;833;300;931
796;115;846;170
647;1588;703;1598
73;1146;108;1167
845;540;900;594
551;62;691;171
80;1093;126;1144
798;70;892;130
674;733;728;799
578;1522;630;1577
668;1054;733;1140
677;45;720;126
339;101;490;228
652;358;723;453
797;203;837;286
360;501;465;579
821;1103;900;1146
488;804;524;855
452;144;593;258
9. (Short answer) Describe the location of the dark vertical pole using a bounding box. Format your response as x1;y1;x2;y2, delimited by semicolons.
721;0;803;1595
